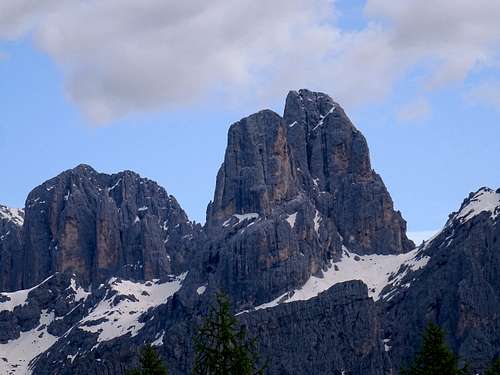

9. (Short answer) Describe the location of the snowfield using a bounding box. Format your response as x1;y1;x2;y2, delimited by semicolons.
0;273;187;374
0;206;24;226
78;273;187;344
0;310;57;375
455;187;500;223
240;245;430;314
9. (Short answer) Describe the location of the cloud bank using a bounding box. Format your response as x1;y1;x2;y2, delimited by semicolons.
1;0;500;123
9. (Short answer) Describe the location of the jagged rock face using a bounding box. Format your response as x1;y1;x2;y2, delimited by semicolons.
21;165;199;288
0;206;24;291
204;197;342;308
240;281;391;375
0;89;426;375
284;89;413;255
203;89;412;308
207;110;298;225
28;280;390;375
382;187;500;373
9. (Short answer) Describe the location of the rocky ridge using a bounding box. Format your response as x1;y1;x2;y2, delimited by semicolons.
1;90;499;374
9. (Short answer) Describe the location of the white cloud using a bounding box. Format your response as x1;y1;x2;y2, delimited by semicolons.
365;0;500;88
397;97;431;123
1;0;500;123
2;0;339;123
0;0;60;39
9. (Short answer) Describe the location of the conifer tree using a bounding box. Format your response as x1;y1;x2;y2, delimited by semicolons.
192;292;265;375
401;322;469;375
127;344;168;375
485;357;500;375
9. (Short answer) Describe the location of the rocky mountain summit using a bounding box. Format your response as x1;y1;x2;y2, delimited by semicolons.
12;165;200;291
204;89;412;309
1;90;499;374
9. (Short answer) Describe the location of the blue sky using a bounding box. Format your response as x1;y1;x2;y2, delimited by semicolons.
1;0;499;234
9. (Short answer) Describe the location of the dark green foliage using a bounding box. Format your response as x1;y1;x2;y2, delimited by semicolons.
401;322;469;375
485;357;500;375
192;292;265;375
127;344;168;375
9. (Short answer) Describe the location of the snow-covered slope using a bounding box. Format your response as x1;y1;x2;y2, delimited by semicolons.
0;310;58;375
453;187;500;223
78;273;187;345
0;273;188;375
0;206;24;226
240;246;430;314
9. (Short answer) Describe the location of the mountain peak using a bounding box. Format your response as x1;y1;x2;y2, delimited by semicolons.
284;89;339;128
452;186;500;224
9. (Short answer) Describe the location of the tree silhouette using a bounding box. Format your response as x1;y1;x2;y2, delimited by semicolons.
127;344;168;375
192;292;265;375
401;322;469;375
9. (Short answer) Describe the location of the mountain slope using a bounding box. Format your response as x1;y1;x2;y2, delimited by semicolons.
20;164;200;289
1;90;499;375
382;187;500;372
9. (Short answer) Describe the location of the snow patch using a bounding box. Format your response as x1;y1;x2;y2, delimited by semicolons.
223;213;259;227
312;106;335;131
78;273;187;344
383;338;391;352
455;187;500;223
0;310;58;375
151;331;165;347
108;178;122;192
286;212;298;229
0;206;24;226
0;275;55;312
68;278;90;303
196;285;207;295
244;247;429;313
313;210;321;234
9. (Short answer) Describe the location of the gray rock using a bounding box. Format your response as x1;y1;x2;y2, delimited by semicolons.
20;165;200;288
0;205;24;291
382;187;500;373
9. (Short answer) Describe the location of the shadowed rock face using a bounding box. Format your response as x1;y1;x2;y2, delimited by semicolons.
283;89;413;255
0;89;431;375
20;165;200;288
203;89;413;308
382;187;500;372
29;280;389;375
207;110;299;225
240;281;391;375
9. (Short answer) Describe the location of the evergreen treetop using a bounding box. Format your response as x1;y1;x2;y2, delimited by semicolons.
192;292;265;375
401;322;468;375
127;344;168;375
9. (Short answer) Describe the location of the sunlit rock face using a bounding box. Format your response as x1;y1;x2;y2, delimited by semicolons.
20;164;200;288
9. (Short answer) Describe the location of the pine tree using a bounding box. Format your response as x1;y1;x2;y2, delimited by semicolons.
127;344;168;375
401;322;469;375
192;292;265;375
485;357;500;375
